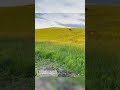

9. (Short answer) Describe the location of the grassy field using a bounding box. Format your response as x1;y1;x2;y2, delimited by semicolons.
0;5;34;89
0;40;34;89
36;42;85;76
35;28;85;79
35;28;85;47
86;5;120;89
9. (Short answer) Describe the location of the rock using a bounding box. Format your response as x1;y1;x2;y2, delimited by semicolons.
36;63;77;77
37;69;58;77
57;67;76;77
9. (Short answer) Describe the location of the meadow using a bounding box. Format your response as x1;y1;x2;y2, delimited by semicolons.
35;28;85;47
0;39;34;89
35;28;85;79
0;5;34;89
86;5;120;89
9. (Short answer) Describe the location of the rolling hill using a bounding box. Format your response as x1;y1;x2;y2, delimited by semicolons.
35;28;85;46
0;5;34;39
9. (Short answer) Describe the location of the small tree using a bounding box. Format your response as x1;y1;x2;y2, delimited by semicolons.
69;29;72;31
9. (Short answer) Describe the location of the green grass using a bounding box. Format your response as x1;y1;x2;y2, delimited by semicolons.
0;40;34;88
0;40;34;77
0;5;34;89
86;5;120;89
35;27;85;85
35;42;85;77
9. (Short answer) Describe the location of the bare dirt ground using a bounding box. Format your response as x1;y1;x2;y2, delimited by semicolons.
35;77;85;90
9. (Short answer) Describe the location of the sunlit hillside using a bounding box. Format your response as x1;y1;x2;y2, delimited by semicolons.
0;5;34;39
35;28;85;46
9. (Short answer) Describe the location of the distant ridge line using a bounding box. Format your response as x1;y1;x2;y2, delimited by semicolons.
35;27;85;30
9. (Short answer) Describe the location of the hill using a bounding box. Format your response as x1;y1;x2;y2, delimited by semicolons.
0;5;34;39
86;5;120;89
35;28;85;78
35;28;85;46
86;5;120;32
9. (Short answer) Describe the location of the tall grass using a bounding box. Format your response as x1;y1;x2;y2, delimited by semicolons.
86;39;120;90
0;40;34;77
0;39;34;89
35;42;85;77
86;5;120;89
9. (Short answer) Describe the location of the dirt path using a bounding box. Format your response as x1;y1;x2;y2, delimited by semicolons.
35;76;85;90
35;77;54;90
36;62;77;77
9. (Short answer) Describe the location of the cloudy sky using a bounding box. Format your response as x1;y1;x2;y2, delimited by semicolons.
35;0;85;13
35;0;85;28
35;13;85;29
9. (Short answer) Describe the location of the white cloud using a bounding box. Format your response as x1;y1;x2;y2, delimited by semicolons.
35;0;85;13
35;13;85;29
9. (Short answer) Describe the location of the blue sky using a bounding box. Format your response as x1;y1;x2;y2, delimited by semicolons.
35;13;85;29
35;0;85;13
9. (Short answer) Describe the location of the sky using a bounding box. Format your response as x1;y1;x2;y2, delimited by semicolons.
35;0;85;28
35;0;85;13
0;0;33;7
0;0;119;7
35;13;85;29
0;0;85;29
86;0;120;5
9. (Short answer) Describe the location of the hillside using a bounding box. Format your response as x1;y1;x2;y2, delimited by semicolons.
0;5;34;39
86;5;120;89
35;28;85;46
86;5;120;32
35;28;85;78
